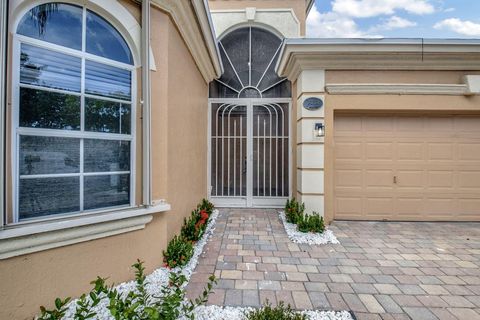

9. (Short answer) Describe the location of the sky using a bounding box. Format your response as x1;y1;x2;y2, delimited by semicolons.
306;0;480;38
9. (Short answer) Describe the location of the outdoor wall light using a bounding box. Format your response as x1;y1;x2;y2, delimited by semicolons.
314;123;325;138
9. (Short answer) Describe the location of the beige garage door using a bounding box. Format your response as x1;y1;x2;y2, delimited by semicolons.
334;114;480;221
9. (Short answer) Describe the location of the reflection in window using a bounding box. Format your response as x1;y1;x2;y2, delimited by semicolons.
84;175;130;210
84;139;130;173
19;136;80;175
85;60;131;100
17;3;83;50
19;177;80;220
20;88;81;130
15;3;134;221
86;10;133;65
20;44;82;92
85;98;131;134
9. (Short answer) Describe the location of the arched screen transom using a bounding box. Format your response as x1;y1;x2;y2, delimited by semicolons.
209;27;291;99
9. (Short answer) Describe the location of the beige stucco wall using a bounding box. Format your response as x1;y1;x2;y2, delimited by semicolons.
0;3;208;319
208;0;307;35
323;70;480;223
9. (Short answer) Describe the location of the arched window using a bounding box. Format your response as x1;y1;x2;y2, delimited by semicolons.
13;3;135;221
209;27;291;99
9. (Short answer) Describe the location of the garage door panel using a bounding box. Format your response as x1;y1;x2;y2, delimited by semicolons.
364;197;394;215
335;197;362;219
335;169;362;189
335;142;362;160
396;170;424;189
396;197;423;217
334;114;480;221
365;170;394;189
397;143;423;160
366;143;394;160
427;171;454;189
458;144;480;161
458;171;480;190
459;198;480;216
428;143;454;161
455;117;480;132
364;116;394;132
426;117;454;133
424;197;456;216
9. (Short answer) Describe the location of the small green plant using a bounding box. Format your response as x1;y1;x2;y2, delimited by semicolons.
297;212;325;233
181;208;210;243
245;301;307;320
197;198;214;215
284;198;305;224
38;297;71;320
163;235;194;268
38;260;216;320
74;277;107;320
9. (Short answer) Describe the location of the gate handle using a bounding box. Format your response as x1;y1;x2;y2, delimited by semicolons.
393;176;397;184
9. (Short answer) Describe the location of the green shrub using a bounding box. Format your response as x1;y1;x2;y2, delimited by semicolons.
181;209;202;242
284;198;305;224
197;198;214;215
245;301;307;320
162;235;194;268
39;260;216;320
297;212;325;233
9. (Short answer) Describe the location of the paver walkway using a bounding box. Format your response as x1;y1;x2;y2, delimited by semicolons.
186;208;480;320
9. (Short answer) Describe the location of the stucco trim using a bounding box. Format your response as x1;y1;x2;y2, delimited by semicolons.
277;39;480;80
151;0;222;82
210;8;301;38
0;203;170;259
326;83;470;95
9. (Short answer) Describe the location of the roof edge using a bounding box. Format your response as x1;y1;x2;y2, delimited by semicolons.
276;37;480;80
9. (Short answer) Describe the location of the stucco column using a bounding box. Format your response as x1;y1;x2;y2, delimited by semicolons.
296;70;325;216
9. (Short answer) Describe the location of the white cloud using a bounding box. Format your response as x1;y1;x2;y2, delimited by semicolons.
434;18;480;36
382;16;417;29
307;5;376;37
444;8;455;13
332;0;435;18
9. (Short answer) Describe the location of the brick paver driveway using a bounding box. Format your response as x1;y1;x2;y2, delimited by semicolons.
186;209;480;320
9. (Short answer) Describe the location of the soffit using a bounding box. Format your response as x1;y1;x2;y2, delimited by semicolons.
151;0;222;82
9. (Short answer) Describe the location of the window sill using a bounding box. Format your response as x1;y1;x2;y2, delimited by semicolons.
0;202;170;259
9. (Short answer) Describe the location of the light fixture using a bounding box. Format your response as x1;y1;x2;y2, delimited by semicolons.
314;123;325;138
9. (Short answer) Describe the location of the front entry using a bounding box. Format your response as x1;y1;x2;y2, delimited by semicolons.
209;99;290;207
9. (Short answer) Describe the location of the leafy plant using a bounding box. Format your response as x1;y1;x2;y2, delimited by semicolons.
197;198;214;215
181;208;209;243
163;235;194;268
38;297;71;320
74;277;107;320
38;260;216;320
245;301;307;320
297;212;325;233
284;198;305;224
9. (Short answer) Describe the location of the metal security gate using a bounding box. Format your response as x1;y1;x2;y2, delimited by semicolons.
208;99;290;207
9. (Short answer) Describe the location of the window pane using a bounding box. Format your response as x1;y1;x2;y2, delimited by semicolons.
21;44;81;92
85;60;131;100
84;174;130;210
19;135;80;175
220;28;250;87
20;87;80;130
251;28;281;86
84;139;130;173
17;3;82;50
86;10;133;65
85;98;131;134
19;177;80;220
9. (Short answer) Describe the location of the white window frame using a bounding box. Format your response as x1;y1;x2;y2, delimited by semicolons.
10;5;137;224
